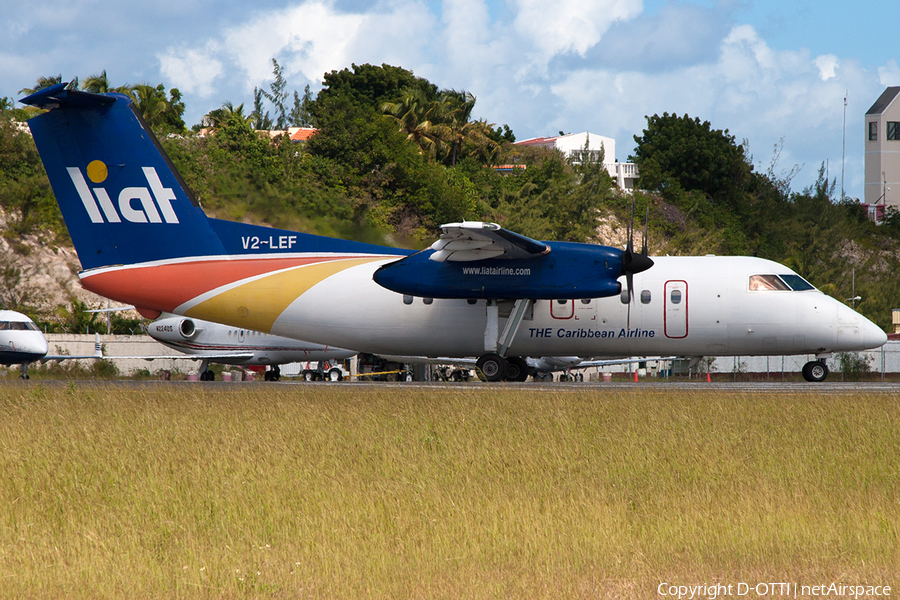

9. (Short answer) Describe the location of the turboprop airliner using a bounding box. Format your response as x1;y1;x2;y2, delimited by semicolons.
147;314;356;380
21;84;888;382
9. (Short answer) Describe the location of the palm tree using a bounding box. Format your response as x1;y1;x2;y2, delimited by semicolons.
381;89;446;160
434;91;499;166
131;84;170;128
18;74;65;96
202;101;250;130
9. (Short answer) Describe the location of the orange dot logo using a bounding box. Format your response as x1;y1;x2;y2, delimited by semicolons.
86;160;108;183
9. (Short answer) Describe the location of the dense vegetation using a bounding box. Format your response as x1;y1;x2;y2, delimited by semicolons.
2;63;899;330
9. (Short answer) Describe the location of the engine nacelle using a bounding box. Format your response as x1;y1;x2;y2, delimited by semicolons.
147;316;201;342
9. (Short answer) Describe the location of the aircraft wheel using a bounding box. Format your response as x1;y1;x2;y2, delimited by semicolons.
477;353;507;382
328;368;343;382
505;357;530;382
559;373;572;382
802;360;829;382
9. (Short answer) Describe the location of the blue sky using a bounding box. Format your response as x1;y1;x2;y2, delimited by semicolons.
3;0;898;200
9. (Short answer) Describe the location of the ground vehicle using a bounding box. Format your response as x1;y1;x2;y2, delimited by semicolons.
301;359;350;381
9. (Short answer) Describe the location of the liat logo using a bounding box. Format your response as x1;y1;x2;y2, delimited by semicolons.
67;161;179;224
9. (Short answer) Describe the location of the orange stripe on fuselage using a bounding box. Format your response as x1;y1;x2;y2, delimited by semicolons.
79;256;380;315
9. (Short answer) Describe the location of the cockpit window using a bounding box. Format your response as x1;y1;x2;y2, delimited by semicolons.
779;274;815;291
749;274;816;292
749;274;790;291
0;321;38;331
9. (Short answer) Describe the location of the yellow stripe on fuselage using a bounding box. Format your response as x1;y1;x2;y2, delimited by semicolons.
184;257;384;332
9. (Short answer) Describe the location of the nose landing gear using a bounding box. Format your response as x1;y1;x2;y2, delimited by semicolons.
802;360;829;382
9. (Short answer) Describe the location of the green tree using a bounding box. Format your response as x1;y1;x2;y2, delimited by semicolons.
261;58;289;130
632;113;752;211
290;85;316;127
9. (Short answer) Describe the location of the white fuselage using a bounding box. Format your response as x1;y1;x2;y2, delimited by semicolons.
255;256;885;359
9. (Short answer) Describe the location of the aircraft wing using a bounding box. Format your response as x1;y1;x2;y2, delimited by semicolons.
377;355;478;367
562;356;678;370
429;221;550;262
41;334;256;363
101;353;257;362
378;355;678;372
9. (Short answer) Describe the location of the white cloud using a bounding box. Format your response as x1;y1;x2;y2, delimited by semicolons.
511;0;640;58
814;54;839;81
158;45;224;97
878;59;900;86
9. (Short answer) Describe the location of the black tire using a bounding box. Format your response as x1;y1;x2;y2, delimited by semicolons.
802;360;829;382
476;353;508;382
505;357;530;382
328;368;343;382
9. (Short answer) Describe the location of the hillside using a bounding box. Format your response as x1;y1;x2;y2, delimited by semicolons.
4;69;900;334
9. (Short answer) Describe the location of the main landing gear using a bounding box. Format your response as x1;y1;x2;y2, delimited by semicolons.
475;353;530;382
801;360;829;382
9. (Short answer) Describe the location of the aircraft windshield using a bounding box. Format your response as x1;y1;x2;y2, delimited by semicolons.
779;274;815;291
0;321;39;331
749;275;790;291
749;274;816;292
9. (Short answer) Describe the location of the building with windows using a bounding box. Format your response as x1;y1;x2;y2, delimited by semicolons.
515;132;638;190
864;87;900;210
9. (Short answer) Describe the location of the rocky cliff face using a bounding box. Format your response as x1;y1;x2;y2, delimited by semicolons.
0;207;118;315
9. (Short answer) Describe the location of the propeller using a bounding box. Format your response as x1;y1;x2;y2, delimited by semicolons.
622;200;654;329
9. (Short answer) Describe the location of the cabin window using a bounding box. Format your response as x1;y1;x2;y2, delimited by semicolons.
423;298;433;305
640;290;651;304
749;274;790;291
889;122;900;141
403;295;413;305
669;289;682;304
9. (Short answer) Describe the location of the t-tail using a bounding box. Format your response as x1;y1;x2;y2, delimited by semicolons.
21;83;408;325
22;83;228;270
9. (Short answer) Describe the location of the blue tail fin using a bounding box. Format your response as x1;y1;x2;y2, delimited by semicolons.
22;83;227;270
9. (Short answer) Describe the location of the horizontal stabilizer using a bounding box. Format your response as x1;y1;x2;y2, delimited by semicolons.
20;82;116;109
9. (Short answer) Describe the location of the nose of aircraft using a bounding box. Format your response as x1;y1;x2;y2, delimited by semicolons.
863;316;888;349
21;333;49;357
837;300;888;351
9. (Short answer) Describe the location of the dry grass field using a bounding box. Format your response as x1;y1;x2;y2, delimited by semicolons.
0;382;897;599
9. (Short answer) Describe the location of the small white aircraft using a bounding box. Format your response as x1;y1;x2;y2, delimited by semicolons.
0;310;101;378
21;84;889;383
146;314;356;381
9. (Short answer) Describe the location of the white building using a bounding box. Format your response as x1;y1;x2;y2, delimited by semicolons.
515;132;638;190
